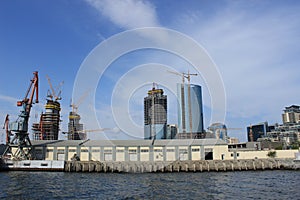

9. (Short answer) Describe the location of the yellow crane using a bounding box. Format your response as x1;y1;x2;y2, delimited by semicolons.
46;75;63;101
70;90;90;113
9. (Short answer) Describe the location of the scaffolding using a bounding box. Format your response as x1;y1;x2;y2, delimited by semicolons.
32;100;61;140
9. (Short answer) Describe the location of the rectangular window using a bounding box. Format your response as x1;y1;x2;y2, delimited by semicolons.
69;149;76;152
166;149;175;152
141;149;149;153
92;149;100;152
154;149;162;152
129;149;137;153
57;149;65;153
116;149;124;153
192;148;200;152
46;149;53;152
81;149;89;152
104;149;112;153
237;153;240;157
179;149;188;153
231;153;233;157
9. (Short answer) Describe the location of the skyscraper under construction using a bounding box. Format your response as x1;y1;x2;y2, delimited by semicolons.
32;99;61;140
67;111;85;140
144;85;167;140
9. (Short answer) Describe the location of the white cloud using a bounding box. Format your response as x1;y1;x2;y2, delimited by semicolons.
85;0;160;29
173;3;300;127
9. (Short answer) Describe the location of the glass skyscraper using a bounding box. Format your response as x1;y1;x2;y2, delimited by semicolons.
177;83;204;138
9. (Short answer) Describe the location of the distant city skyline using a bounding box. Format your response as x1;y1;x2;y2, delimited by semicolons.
1;0;300;142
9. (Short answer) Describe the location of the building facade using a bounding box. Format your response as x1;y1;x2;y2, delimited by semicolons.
144;86;167;140
67;112;85;140
208;123;227;140
29;139;298;162
247;122;268;142
177;83;204;139
282;105;300;124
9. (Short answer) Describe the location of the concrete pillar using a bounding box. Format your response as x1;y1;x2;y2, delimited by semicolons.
76;146;80;159
125;147;129;161
137;146;140;161
88;146;92;161
200;146;205;160
175;146;179;160
100;146;104;161
163;146;166;162
53;147;57;160
149;146;154;162
112;146;116;161
188;146;192;160
65;146;69;161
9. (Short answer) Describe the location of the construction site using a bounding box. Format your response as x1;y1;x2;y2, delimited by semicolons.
0;70;299;173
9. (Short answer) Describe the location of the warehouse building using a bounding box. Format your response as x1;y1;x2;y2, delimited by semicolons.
31;139;229;162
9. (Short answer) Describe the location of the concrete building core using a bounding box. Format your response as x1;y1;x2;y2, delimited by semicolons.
177;83;204;139
144;86;167;140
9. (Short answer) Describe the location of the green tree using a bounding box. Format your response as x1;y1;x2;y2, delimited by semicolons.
267;151;276;158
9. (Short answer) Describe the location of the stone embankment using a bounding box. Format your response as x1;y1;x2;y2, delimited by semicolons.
64;159;300;173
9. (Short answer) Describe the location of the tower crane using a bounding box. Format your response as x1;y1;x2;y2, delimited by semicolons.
46;75;63;101
70;90;89;113
167;70;197;138
2;71;39;160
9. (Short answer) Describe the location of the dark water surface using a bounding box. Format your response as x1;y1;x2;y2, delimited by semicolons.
0;171;299;199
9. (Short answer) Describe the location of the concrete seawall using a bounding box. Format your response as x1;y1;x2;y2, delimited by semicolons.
64;159;300;173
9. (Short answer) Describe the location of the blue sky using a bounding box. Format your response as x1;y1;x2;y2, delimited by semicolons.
0;0;300;142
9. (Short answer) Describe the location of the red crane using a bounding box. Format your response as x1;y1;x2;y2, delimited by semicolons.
3;114;11;145
2;71;39;160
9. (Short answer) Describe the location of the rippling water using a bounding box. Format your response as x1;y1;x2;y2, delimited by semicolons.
0;171;299;199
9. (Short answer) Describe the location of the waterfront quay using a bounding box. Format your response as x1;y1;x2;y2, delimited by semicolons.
64;159;300;173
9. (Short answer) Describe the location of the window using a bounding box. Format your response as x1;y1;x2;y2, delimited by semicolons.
154;149;162;152
129;149;137;153
81;149;89;152
69;149;76;152
179;149;188;153
231;153;233;157
166;149;174;152
116;149;124;153
47;149;53;152
104;149;112;153
237;153;240;157
192;148;200;152
141;149;149;153
57;149;65;153
92;149;100;152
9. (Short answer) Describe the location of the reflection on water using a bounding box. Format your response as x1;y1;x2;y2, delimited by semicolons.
0;171;299;199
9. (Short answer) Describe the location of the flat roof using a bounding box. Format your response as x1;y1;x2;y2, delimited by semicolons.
31;139;227;147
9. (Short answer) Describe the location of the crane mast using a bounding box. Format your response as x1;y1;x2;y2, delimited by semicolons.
2;71;39;160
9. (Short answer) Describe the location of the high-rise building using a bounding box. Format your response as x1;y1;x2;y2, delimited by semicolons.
282;105;300;124
32;99;61;140
166;124;178;139
207;123;227;140
68;112;85;140
177;83;204;139
144;86;167;140
247;122;268;142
